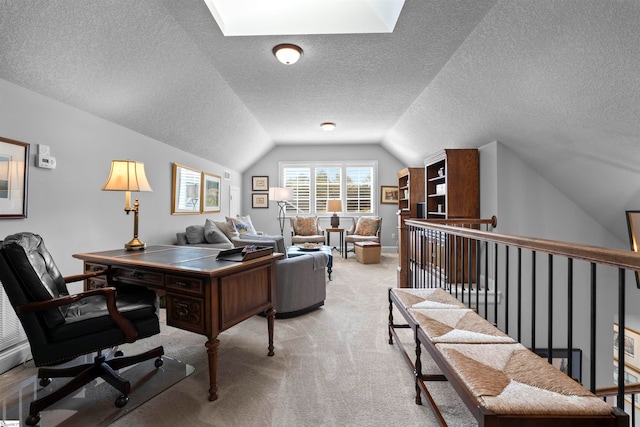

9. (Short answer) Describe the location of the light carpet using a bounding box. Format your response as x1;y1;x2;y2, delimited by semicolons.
1;252;478;426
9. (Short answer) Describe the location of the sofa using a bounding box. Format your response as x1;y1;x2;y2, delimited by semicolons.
175;217;286;254
176;217;327;317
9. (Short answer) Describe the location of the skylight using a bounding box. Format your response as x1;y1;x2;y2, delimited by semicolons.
203;0;405;36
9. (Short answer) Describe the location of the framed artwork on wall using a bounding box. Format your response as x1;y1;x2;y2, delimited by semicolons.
380;185;399;204
252;193;269;209
0;136;30;219
626;210;640;288
172;163;201;214
202;172;221;213
252;176;269;191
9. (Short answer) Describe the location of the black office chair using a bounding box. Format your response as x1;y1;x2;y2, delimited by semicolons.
0;232;164;426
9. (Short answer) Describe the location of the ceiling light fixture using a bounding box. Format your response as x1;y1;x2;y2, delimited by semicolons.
320;122;336;131
273;44;303;65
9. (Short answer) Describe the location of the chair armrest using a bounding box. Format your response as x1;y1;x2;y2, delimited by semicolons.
15;287;138;343
63;268;112;284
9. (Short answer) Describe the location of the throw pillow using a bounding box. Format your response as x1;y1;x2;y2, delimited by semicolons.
354;217;380;236
185;225;206;244
204;219;232;244
294;216;318;236
227;215;257;235
213;220;239;240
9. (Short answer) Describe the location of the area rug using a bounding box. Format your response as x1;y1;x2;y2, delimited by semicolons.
0;344;194;426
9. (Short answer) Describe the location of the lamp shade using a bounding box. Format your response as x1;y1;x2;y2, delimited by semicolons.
102;160;152;192
327;200;342;213
269;187;293;201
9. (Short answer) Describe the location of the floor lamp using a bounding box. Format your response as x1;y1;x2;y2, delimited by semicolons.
269;187;293;236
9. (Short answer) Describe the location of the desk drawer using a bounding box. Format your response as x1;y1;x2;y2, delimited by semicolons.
166;293;205;334
166;275;204;296
114;267;164;288
84;263;108;290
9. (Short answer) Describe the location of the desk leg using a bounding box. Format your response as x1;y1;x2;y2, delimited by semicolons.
205;337;220;401
266;308;275;356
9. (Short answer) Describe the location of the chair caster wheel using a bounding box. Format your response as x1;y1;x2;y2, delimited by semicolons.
39;377;52;387
154;357;163;368
26;414;40;426
114;350;124;357
115;395;129;408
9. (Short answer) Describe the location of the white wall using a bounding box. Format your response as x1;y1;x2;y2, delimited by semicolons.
479;140;639;387
0;78;241;291
242;144;405;248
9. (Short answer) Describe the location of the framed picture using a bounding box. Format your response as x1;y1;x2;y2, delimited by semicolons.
0;136;30;219
172;163;201;214
626;210;640;288
613;361;640;409
201;172;221;213
252;176;269;191
380;185;399;204
533;348;582;382
614;323;640;370
252;193;269;209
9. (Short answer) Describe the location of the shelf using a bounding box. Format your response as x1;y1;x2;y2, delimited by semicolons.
428;175;445;182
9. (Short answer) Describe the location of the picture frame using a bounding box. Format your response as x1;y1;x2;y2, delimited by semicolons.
252;193;269;209
201;172;221;213
626;210;640;288
252;176;269;191
613;361;640;410
533;348;582;382
614;323;640;370
171;163;201;214
0;136;30;219
380;185;399;204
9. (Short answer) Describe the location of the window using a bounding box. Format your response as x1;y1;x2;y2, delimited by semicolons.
280;161;377;216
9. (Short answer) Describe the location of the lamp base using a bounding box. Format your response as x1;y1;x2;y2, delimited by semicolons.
331;214;340;228
125;237;146;251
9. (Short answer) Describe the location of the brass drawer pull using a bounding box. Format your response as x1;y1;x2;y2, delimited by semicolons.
174;281;188;288
132;270;145;278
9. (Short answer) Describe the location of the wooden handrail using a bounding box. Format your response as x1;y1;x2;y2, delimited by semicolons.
408;216;498;228
405;219;640;271
596;382;640;398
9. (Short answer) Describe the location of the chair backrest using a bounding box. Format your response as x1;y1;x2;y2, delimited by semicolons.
1;232;69;329
290;216;322;236
349;216;382;237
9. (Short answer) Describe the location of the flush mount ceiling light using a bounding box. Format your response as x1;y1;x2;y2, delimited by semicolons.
273;44;303;65
320;122;336;131
204;0;405;36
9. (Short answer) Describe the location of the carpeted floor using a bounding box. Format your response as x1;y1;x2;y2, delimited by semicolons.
110;251;477;427
1;251;478;426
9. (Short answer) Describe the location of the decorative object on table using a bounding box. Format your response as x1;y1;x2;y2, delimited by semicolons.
299;242;321;251
102;159;153;250
216;245;274;262
252;176;269;191
269;186;293;235
201;172;221;213
626;210;640;288
171;163;201;214
0;136;30;219
380;185;399;204
252;193;269;208
327;199;342;227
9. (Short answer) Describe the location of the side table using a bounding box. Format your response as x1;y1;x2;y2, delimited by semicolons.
325;228;344;255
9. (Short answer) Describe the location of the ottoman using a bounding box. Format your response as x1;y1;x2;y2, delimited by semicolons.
355;241;381;264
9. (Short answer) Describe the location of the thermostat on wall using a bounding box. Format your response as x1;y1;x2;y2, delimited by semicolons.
36;144;56;169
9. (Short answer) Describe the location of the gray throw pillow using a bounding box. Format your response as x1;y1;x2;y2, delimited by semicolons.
185;225;205;244
204;219;232;244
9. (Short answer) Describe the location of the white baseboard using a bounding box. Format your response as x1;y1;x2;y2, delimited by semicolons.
0;342;31;374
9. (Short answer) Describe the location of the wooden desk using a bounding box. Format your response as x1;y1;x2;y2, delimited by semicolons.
73;245;284;401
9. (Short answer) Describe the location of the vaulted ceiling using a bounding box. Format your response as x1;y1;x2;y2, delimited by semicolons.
1;1;639;243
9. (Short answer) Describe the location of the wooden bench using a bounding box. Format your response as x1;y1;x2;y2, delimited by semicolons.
388;288;627;427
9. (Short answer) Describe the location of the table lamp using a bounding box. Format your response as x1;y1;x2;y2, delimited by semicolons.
102;160;153;250
327;200;342;228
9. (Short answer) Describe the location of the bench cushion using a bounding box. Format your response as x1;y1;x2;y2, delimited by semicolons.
392;288;468;310
410;308;514;344
436;343;612;416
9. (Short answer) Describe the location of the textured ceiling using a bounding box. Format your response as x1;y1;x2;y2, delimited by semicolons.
0;0;639;243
